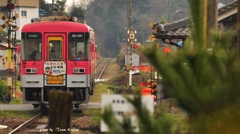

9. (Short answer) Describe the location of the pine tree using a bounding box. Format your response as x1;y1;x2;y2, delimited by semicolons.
160;17;167;24
102;0;240;133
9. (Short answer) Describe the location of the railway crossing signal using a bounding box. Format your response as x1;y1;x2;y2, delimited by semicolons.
0;13;19;31
0;7;19;68
0;14;8;31
1;0;19;102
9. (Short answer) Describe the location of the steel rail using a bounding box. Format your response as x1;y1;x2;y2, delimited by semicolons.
96;58;103;66
8;113;42;134
97;58;111;80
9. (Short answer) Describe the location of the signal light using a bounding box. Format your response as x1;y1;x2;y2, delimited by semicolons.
150;80;157;101
125;65;132;71
7;3;14;10
126;65;129;71
133;44;138;49
130;33;134;39
133;43;142;49
163;47;171;53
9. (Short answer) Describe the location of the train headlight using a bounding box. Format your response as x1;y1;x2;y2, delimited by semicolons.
73;68;78;73
73;68;85;74
25;68;38;73
32;68;38;73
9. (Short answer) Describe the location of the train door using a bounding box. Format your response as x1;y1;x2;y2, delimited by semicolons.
47;36;64;61
43;35;66;98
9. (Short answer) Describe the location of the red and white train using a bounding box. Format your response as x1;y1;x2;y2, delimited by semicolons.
19;16;97;110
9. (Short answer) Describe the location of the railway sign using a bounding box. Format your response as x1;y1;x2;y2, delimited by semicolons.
0;13;19;31
101;94;154;132
0;14;8;31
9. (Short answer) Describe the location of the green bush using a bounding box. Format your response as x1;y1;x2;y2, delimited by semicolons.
0;79;8;102
9;98;22;104
102;0;240;134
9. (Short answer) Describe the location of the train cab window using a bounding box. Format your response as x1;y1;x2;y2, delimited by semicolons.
69;42;87;60
48;41;62;61
68;33;89;61
21;33;42;61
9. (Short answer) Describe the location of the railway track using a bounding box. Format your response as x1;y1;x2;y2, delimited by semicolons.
8;113;43;134
5;103;98;134
94;58;111;82
1;58;119;134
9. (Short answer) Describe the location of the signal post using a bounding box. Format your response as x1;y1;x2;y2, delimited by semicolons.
0;0;19;102
126;29;138;88
126;0;138;88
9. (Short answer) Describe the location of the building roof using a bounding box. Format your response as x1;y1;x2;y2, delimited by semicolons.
0;0;39;8
218;0;237;15
153;0;238;41
153;18;190;40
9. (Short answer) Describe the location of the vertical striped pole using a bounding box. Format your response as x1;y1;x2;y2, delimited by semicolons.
7;0;13;102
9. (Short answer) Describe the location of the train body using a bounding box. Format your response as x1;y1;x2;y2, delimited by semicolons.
19;16;97;108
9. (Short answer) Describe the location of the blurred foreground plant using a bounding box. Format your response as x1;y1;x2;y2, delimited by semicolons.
102;0;240;133
102;94;179;134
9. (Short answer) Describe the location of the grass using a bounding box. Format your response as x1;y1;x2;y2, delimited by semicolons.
0;110;39;119
9;98;22;104
89;82;114;103
84;109;102;126
13;81;21;90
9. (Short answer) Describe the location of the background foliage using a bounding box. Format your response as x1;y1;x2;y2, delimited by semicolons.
102;0;240;133
40;0;235;58
0;79;8;102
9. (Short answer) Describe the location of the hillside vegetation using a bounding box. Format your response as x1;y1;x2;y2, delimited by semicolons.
84;0;234;57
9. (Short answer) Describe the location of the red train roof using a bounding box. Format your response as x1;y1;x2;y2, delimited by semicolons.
21;21;90;32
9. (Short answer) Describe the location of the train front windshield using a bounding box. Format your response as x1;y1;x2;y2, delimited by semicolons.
21;32;42;61
68;32;90;61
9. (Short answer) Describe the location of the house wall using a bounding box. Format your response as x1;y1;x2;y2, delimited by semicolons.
0;0;39;7
14;7;39;39
0;0;39;40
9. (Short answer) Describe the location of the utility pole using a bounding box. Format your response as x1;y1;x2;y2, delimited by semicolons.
207;0;218;29
52;0;54;15
7;0;17;101
126;0;137;89
128;0;132;69
167;0;170;22
0;0;19;101
205;0;218;47
7;0;13;102
71;0;74;13
238;0;240;57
